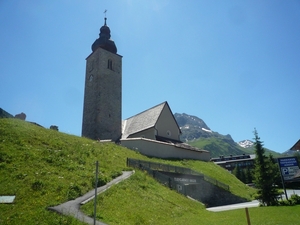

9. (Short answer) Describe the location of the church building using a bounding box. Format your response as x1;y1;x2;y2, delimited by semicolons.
81;17;210;161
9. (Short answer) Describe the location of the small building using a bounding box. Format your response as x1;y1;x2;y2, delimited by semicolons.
211;154;255;171
121;102;210;161
290;139;300;151
283;139;300;156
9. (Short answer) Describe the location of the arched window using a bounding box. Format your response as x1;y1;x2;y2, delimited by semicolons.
107;59;113;70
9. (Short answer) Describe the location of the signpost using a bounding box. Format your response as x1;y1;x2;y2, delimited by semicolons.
277;157;300;200
94;161;99;225
278;157;299;181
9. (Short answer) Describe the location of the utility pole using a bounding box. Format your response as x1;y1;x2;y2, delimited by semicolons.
94;161;99;225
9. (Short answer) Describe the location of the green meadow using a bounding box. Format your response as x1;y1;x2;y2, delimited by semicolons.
0;118;299;225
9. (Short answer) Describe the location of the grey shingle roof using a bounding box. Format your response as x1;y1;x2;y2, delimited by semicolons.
122;102;167;139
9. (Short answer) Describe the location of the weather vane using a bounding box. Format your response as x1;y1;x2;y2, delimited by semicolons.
104;9;107;17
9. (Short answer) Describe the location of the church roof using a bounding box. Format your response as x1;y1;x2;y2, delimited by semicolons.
91;17;117;54
122;101;170;139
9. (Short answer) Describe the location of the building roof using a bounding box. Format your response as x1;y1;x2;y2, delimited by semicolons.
293;169;300;180
122;101;180;139
91;17;117;54
289;139;300;151
211;154;256;164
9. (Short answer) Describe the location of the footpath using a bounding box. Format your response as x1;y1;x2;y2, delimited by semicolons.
207;189;300;212
49;171;135;225
206;200;259;212
49;170;300;223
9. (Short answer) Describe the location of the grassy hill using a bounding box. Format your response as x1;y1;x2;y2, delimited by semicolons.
1;118;298;225
188;137;282;158
187;137;245;157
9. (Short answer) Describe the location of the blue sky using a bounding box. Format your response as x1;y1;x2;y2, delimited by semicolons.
1;0;299;153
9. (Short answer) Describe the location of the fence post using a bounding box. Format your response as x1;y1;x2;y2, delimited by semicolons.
245;207;251;225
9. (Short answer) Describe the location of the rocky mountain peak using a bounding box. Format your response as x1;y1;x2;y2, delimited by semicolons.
174;113;234;143
174;113;210;130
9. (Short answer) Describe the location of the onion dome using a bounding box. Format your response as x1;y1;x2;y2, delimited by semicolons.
91;17;117;54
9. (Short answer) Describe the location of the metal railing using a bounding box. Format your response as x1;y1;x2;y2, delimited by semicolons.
127;158;229;191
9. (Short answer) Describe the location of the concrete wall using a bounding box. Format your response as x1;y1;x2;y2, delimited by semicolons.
183;181;247;207
156;172;246;207
121;137;210;161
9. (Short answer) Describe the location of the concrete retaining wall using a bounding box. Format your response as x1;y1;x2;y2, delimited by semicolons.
121;138;210;161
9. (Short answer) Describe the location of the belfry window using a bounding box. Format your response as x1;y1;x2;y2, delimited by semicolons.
107;59;113;70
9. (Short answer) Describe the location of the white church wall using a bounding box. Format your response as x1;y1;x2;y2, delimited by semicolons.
121;138;210;161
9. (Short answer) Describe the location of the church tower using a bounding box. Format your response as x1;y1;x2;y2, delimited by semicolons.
82;17;122;141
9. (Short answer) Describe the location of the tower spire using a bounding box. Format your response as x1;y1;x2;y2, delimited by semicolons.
91;9;117;53
104;10;107;25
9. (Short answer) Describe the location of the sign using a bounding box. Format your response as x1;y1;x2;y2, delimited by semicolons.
278;157;300;181
174;177;197;183
0;196;15;204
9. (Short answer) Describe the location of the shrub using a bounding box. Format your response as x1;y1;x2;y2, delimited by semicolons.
278;195;300;206
290;194;300;205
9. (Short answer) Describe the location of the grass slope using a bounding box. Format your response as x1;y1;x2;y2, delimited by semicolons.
187;137;244;158
188;137;282;158
1;118;297;225
82;171;300;225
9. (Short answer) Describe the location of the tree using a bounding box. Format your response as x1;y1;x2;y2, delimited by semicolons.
245;167;253;184
252;129;280;206
232;164;242;181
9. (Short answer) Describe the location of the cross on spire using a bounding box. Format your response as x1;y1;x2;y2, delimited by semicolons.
104;9;107;25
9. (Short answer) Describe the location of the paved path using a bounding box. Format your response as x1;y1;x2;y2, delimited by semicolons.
206;200;259;212
49;171;135;225
280;189;300;200
207;189;300;212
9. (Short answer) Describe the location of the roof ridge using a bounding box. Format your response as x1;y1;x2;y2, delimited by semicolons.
124;101;167;120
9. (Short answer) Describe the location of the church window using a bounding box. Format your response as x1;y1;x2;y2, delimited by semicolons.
107;59;113;70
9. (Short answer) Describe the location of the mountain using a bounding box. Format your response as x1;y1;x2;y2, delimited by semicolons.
174;113;281;158
174;113;246;158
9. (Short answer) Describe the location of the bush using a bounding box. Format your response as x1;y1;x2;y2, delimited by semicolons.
290;194;300;205
278;195;300;206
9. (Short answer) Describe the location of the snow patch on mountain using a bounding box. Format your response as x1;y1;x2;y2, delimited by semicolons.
202;128;212;133
180;125;189;130
238;140;254;148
